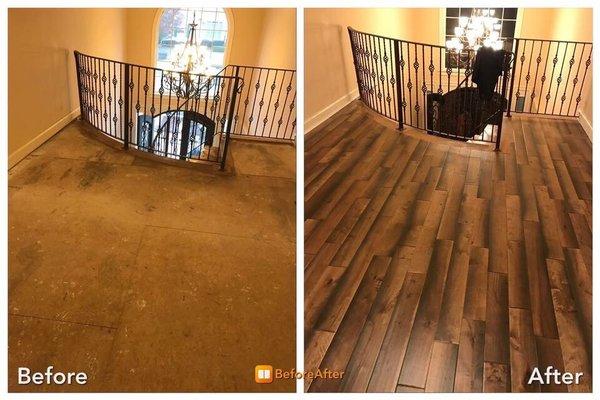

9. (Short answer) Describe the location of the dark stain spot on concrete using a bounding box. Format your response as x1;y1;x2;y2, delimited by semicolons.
21;161;50;185
98;256;120;283
10;242;43;295
79;161;114;188
60;167;73;180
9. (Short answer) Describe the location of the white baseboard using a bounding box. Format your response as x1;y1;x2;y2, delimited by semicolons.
9;108;80;169
578;110;593;142
305;89;359;135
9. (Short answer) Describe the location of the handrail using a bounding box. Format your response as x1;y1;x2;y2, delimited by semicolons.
348;26;447;49
75;50;238;78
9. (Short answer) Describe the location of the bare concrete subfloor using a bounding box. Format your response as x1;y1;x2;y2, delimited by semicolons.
8;120;296;392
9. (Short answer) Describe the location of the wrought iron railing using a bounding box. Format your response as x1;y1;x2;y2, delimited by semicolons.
507;38;592;117
348;28;592;149
348;27;513;149
74;52;296;169
223;65;296;141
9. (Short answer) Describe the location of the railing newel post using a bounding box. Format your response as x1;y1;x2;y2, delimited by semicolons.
74;51;85;123
506;38;520;117
393;39;404;130
123;63;131;150
220;68;240;171
496;52;512;151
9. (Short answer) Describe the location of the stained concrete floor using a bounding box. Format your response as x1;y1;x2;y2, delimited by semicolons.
8;120;296;392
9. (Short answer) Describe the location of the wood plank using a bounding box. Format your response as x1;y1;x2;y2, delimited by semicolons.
507;240;529;309
304;330;335;391
509;308;540;392
563;249;592;353
367;272;425;392
483;362;510;392
463;247;488;321
305;265;345;339
409;190;448;273
454;318;485;392
436;234;472;343
534;185;564;261
506;194;523;241
484;272;509;364
535;336;567;392
523;220;558;339
398;239;454;388
489;180;508;273
425;341;459;392
546;258;591;392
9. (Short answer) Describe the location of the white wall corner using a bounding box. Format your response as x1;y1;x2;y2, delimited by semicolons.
577;110;593;142
9;108;81;169
305;88;359;135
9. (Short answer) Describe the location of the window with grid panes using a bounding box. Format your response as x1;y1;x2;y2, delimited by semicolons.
157;8;228;74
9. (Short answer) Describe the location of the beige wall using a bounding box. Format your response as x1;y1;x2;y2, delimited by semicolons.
520;8;592;41
257;9;296;69
8;8;127;163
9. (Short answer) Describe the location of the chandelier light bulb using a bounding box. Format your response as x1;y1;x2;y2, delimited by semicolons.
449;8;504;54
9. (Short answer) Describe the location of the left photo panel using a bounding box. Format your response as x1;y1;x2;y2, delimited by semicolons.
8;8;296;392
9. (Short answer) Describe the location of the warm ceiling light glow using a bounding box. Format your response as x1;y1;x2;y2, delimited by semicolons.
447;9;504;53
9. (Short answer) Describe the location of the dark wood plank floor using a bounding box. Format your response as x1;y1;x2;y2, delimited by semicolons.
304;101;592;393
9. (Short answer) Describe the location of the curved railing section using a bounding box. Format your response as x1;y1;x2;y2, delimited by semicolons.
348;27;513;148
74;52;296;170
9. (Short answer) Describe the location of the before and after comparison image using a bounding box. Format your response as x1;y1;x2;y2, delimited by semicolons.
2;2;596;398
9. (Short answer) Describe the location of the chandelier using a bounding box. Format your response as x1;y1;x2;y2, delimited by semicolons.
446;9;504;53
162;11;211;98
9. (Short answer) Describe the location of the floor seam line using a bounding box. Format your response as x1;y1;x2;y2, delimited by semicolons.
9;313;117;331
143;223;294;244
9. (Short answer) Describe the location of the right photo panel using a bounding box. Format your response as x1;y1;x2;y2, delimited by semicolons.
304;8;592;393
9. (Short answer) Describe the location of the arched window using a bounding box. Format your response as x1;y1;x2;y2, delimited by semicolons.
157;8;229;75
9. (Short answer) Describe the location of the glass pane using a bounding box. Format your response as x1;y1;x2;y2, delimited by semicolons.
446;18;458;35
503;8;518;19
502;20;516;38
460;8;473;17
446;8;459;17
157;7;228;75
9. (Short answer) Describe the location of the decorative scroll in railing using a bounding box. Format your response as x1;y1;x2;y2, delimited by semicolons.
507;38;592;117
222;65;297;141
75;51;243;170
348;27;513;149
